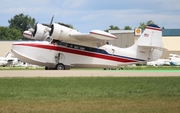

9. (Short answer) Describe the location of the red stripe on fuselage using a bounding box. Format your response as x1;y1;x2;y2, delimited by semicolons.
13;43;138;63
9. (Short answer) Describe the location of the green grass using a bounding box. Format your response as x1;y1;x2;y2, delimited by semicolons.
125;66;180;70
0;77;180;113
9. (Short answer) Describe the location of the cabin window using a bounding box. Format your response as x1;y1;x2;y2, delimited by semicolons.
74;45;79;49
67;44;70;47
56;41;61;45
99;49;104;53
79;46;85;50
57;41;108;55
86;47;93;52
67;44;73;48
60;42;67;46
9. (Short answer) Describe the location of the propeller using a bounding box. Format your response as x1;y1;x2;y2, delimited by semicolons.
32;24;37;37
31;15;54;37
42;15;54;27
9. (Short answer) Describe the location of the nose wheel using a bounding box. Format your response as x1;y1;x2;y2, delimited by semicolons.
55;63;65;70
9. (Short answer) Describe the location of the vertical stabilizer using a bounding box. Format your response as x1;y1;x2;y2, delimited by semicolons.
136;24;163;49
133;24;164;61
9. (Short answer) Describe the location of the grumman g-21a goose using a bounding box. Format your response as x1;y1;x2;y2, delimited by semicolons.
12;21;164;70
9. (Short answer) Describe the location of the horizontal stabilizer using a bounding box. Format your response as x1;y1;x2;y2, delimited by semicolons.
138;45;167;50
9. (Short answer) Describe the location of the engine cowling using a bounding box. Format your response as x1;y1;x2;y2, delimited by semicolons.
23;30;32;39
49;23;80;41
31;23;49;40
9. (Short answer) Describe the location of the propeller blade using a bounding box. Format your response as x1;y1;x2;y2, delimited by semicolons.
50;15;54;26
42;15;54;27
33;24;37;37
33;22;38;29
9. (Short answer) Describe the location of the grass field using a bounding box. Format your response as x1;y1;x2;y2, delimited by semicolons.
0;77;180;113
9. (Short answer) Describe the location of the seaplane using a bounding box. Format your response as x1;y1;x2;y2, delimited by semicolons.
11;17;164;70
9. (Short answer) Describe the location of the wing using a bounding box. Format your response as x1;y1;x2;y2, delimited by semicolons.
70;30;117;46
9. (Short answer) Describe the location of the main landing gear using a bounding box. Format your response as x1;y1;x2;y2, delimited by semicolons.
45;63;67;70
55;63;65;70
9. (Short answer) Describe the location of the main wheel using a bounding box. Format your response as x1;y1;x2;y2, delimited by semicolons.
55;63;65;70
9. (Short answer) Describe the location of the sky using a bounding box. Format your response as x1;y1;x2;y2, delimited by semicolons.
0;0;180;32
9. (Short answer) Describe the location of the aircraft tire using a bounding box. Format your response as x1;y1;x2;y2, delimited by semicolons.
55;63;65;70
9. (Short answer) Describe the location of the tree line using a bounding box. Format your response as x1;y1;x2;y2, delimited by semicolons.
0;13;35;41
0;13;158;41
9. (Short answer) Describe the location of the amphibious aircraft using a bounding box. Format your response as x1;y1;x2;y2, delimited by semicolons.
147;59;170;66
12;19;164;70
169;54;180;66
0;52;18;67
0;59;8;67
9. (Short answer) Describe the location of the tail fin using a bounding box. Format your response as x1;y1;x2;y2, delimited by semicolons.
134;24;164;61
5;52;12;58
136;24;163;49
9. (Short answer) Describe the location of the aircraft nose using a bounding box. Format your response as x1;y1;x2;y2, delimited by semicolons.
11;42;28;62
11;42;20;58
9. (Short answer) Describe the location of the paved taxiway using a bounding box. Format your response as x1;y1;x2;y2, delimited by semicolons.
0;70;180;77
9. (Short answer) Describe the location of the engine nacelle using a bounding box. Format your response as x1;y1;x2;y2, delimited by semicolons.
23;24;49;40
23;30;32;39
32;24;48;40
49;23;80;41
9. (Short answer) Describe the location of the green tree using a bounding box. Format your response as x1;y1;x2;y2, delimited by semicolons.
0;26;22;40
8;13;36;33
139;20;155;29
162;26;165;29
56;22;75;29
104;25;120;32
67;24;74;29
123;26;132;30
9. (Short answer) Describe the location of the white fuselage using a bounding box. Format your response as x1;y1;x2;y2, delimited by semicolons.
169;56;180;66
0;57;18;66
11;41;147;68
0;59;8;66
